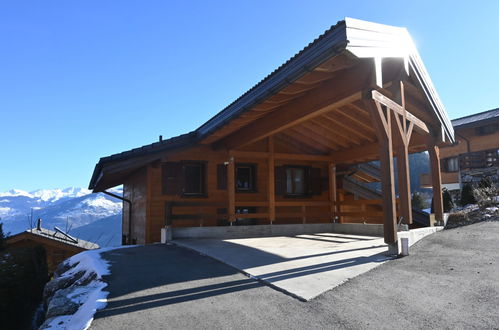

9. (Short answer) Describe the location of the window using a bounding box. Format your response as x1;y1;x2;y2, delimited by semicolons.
285;166;308;196
236;164;256;192
444;157;459;172
183;162;206;196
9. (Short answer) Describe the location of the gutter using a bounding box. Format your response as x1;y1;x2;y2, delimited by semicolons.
103;190;133;245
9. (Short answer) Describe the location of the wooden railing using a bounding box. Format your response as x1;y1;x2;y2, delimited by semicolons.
165;199;397;227
336;198;400;224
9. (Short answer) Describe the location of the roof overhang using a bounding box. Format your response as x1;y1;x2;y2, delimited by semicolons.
89;18;455;191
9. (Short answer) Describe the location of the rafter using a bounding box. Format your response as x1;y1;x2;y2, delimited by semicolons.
212;62;371;149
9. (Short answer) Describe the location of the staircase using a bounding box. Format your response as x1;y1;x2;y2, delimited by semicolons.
339;163;430;227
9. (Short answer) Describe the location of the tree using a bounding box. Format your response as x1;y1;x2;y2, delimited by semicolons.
442;188;454;212
412;191;426;210
0;222;7;251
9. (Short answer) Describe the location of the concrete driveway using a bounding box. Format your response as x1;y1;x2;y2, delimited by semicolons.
173;232;389;300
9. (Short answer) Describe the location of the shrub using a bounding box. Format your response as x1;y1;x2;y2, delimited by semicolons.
460;183;476;206
430;188;453;213
474;182;499;208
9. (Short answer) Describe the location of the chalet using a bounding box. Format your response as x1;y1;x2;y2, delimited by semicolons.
421;108;499;192
7;223;98;273
89;18;454;252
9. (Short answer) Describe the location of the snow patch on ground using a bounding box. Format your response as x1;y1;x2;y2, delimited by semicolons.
43;246;130;330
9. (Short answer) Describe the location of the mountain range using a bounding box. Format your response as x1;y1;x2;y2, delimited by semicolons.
0;187;123;247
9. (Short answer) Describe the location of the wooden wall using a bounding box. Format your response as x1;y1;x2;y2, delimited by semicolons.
141;144;336;243
440;126;499;159
7;237;84;274
123;167;148;244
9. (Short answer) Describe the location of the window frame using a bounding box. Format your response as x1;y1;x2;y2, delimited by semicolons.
444;157;459;173
283;165;310;197
181;161;207;197
235;163;257;193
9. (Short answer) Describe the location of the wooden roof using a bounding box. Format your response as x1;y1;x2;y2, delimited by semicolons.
7;228;99;250
451;107;499;129
89;18;454;191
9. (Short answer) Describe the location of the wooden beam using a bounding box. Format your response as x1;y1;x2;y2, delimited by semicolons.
213;62;371;150
227;156;236;224
330;142;379;163
365;100;397;245
329;163;337;221
229;150;334;162
323;112;375;143
371;90;429;135
268;137;275;224
428;143;443;224
312;117;358;148
393;115;413;225
277;132;325;155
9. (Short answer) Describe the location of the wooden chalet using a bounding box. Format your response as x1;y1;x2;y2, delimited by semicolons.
421;108;499;191
7;226;98;274
89;18;454;249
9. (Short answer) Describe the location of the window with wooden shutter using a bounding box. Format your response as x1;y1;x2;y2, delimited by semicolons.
236;163;257;192
283;165;310;197
162;162;182;195
310;167;322;195
217;164;227;190
275;166;286;195
182;162;206;196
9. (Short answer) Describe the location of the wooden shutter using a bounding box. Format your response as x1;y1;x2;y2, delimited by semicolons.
217;164;227;190
310;167;322;195
162;162;182;195
275;166;286;196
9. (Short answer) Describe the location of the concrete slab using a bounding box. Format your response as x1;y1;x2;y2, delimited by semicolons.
174;233;389;301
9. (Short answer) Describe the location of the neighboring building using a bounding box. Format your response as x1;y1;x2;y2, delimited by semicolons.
89;18;454;248
421;108;499;192
7;225;98;273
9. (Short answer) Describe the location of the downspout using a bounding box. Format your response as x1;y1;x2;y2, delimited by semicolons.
103;190;132;245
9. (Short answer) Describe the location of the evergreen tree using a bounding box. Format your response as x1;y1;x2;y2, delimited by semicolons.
460;183;476;206
412;192;425;210
0;222;6;251
442;188;454;212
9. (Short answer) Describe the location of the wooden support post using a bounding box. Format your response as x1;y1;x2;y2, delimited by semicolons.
395;143;412;225
428;144;443;225
268;137;276;224
392;82;413;225
366;99;397;245
329;163;337;222
227;155;236;225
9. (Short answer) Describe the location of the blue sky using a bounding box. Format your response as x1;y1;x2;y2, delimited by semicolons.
1;1;498;191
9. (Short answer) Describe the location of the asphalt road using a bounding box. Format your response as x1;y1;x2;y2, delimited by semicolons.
91;221;499;330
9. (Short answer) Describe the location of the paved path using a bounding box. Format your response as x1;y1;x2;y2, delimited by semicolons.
174;233;388;300
92;221;499;329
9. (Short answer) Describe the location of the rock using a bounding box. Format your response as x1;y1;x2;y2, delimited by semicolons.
53;260;76;278
45;288;81;319
43;271;86;307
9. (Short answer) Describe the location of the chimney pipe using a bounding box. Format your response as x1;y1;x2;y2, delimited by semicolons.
159;135;163;142
36;218;42;231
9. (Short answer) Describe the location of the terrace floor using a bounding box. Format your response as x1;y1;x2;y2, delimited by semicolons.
173;232;389;300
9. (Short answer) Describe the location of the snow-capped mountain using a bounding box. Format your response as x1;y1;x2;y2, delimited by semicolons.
0;187;123;247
